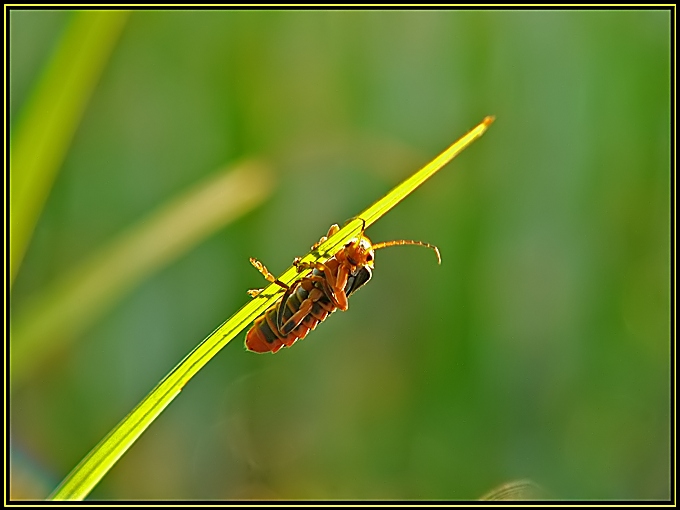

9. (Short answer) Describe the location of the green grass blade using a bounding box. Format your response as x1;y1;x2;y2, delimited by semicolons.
47;117;494;501
358;116;495;228
11;161;274;390
10;11;129;287
291;117;496;270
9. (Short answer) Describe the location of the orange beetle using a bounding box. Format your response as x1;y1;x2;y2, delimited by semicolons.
245;222;440;353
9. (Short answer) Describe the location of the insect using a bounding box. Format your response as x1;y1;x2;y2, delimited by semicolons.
245;222;441;353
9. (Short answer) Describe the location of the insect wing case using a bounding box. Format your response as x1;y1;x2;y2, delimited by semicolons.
345;265;372;296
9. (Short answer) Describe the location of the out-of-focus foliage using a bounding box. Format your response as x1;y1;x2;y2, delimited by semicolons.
9;10;670;501
10;11;128;285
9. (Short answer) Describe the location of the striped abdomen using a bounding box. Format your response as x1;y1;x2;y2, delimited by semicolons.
245;260;372;353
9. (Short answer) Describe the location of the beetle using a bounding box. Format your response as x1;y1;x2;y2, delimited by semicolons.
244;222;441;353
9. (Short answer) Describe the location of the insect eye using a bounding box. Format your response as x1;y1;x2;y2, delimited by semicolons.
366;253;373;261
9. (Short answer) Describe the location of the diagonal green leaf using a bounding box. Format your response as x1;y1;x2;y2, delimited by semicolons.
358;116;495;228
10;10;130;286
48;117;494;501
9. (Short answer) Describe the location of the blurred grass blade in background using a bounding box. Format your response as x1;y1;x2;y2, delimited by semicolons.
480;480;549;501
11;160;274;389
48;117;494;500
10;10;129;287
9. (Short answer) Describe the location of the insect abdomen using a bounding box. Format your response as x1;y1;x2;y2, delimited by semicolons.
245;306;311;353
245;279;325;353
245;260;372;353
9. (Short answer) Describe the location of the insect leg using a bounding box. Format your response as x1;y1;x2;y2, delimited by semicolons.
276;277;334;334
291;256;324;273
296;258;352;311
310;224;340;251
303;270;349;313
331;263;350;311
279;290;319;334
248;257;289;297
293;259;345;303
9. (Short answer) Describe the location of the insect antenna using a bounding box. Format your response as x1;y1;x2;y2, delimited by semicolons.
371;240;441;264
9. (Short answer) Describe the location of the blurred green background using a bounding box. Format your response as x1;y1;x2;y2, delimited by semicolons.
9;9;670;500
